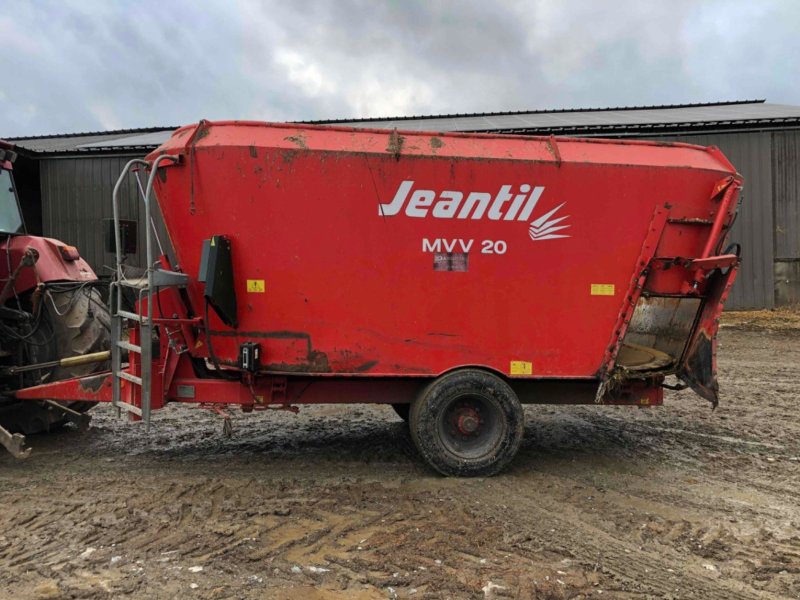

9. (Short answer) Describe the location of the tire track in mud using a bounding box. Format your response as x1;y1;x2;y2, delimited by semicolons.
3;469;792;599
478;477;794;600
0;472;610;598
0;327;798;598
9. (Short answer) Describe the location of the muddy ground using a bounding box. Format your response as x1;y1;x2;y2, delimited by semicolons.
1;317;799;599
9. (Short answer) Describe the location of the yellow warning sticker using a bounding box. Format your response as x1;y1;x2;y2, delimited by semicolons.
591;283;615;296
246;279;265;293
510;360;533;375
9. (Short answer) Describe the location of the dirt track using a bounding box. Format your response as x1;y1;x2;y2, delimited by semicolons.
1;320;799;599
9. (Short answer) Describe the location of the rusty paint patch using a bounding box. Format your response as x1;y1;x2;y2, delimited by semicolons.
668;217;714;225
265;349;330;373
546;135;562;167
209;330;331;373
386;130;404;160
193;120;211;143
381;363;434;375
353;360;379;372
79;373;109;394
249;145;258;158
280;149;298;164
430;137;444;150
284;133;308;149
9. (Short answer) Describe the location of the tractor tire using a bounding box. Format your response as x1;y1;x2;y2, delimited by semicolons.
0;287;111;435
409;369;524;477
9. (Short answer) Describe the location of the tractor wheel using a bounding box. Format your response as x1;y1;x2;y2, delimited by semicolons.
409;369;524;477
391;403;410;422
0;287;111;435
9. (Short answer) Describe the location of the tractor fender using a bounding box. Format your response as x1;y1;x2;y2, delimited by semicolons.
0;235;97;294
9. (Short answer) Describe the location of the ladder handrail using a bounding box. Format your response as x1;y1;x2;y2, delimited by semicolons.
111;159;149;278
141;154;179;316
109;155;179;429
110;159;148;421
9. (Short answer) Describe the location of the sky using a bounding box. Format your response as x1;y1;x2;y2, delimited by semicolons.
0;0;798;137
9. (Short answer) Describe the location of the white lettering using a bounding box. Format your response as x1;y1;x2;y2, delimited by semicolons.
517;186;545;221
504;184;532;221
406;190;436;217
422;238;441;252
379;180;414;216
432;190;462;218
384;181;551;222
457;192;492;219
488;185;513;220
422;238;476;253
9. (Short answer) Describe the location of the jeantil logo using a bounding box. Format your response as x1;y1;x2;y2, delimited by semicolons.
379;180;570;240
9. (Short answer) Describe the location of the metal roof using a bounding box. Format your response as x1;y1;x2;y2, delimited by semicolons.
7;127;178;154
76;130;179;150
317;99;800;135
7;100;800;155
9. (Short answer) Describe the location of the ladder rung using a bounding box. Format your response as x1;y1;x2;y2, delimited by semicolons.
117;309;148;324
116;340;142;354
114;400;142;417
118;371;143;386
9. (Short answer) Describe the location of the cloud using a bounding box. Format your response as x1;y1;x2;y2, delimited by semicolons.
0;0;797;137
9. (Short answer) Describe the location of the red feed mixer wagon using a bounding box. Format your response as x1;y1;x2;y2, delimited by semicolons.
14;121;742;475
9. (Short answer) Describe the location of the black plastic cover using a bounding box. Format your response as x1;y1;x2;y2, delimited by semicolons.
239;342;260;373
198;235;238;328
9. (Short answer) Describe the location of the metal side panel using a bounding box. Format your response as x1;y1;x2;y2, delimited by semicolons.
678;265;739;406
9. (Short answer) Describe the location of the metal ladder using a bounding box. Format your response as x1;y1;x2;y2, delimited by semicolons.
109;155;185;428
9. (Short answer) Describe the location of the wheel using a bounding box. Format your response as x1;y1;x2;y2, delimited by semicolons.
0;287;110;435
391;403;410;422
409;369;524;477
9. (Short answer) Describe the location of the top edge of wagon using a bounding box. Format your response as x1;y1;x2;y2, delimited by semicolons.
157;120;739;177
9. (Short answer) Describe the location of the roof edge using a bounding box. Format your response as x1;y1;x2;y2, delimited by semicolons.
6;125;179;142
301;99;767;125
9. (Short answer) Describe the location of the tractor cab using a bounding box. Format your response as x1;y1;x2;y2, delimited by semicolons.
0;143;24;235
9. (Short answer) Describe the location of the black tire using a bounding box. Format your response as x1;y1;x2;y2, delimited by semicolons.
409;369;523;477
0;287;110;435
391;403;410;422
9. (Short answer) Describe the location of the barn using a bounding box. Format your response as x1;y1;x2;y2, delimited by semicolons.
6;99;800;309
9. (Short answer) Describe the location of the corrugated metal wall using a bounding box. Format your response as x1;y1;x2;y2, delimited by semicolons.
39;155;170;277
36;130;798;309
658;132;775;309
772;131;800;305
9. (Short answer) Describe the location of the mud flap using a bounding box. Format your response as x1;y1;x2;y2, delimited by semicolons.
678;265;738;407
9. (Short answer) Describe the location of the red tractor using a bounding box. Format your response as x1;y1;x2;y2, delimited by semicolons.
0;139;111;457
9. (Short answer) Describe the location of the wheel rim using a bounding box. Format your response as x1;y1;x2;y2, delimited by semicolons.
436;393;504;460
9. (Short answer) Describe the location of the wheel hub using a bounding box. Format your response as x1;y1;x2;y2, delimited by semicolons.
455;407;481;435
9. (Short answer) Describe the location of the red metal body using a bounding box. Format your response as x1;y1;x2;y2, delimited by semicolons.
15;122;742;412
